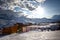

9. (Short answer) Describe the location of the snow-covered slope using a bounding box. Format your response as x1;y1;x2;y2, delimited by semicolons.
0;31;60;40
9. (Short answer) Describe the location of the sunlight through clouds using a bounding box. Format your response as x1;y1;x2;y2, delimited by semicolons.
0;0;46;18
0;0;47;27
27;6;45;18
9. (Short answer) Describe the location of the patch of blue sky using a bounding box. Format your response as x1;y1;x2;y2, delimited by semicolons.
14;6;31;14
22;10;31;15
14;7;22;12
27;0;35;1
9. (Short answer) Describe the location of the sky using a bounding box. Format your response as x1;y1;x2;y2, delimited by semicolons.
42;0;60;18
27;0;60;18
0;0;60;27
0;0;60;18
0;0;45;27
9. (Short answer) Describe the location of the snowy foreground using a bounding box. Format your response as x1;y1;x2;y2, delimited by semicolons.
0;31;60;40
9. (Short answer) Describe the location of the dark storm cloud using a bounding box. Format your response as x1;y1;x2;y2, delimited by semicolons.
0;10;15;20
0;0;5;5
0;9;24;27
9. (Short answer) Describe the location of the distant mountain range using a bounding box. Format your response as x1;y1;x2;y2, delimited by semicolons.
0;9;60;27
25;15;60;23
12;15;60;24
0;9;60;23
52;15;60;20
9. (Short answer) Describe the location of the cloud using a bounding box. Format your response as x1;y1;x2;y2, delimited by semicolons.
36;0;46;3
0;0;46;27
0;9;25;19
0;0;46;11
0;9;29;27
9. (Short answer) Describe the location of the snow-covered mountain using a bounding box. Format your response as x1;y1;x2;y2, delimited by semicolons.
52;15;60;20
26;15;60;23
